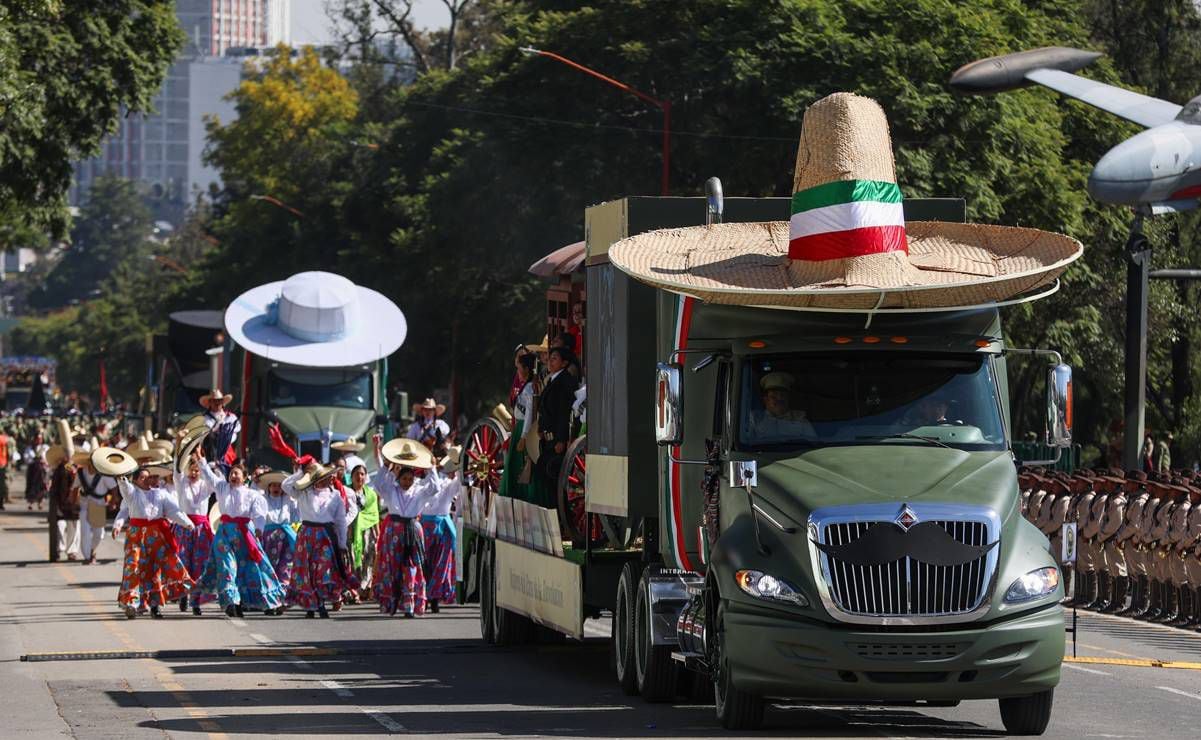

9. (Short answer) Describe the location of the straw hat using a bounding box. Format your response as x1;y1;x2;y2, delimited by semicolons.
608;93;1083;310
491;403;514;431
199;388;233;406
45;445;68;468
526;335;549;353
440;445;463;474
257;470;288;488
176;432;207;475
143;464;173;478
331;437;366;453
420;398;447;416
381;437;435;470
150;438;175;453
181;414;208;437
70;450;92;467
294;462;337;491
92;447;139;477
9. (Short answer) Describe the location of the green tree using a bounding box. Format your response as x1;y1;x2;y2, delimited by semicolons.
0;1;183;238
29;175;156;309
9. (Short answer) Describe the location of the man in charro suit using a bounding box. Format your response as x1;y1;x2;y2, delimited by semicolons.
537;346;579;503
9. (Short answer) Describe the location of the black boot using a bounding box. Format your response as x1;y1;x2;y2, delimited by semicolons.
430;600;439;614
1089;572;1110;610
1101;577;1128;613
150;606;163;619
305;610;315;618
317;605;330;619
235;604;245;618
1194;588;1201;632
1133;575;1152;617
192;604;202;616
1173;587;1193;627
1157;586;1179;623
1143;580;1163;621
179;595;188;613
1116;576;1140;616
225;604;239;618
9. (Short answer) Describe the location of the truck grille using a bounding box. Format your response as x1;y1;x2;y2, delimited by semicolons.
810;504;1000;623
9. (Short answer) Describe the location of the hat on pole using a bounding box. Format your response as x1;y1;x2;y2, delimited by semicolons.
608;93;1083;311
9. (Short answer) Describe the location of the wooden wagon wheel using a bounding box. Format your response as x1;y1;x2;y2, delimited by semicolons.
463;417;508;498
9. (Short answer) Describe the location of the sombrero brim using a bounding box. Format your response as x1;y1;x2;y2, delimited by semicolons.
608;221;1083;310
199;393;233;405
295;467;337;491
331;441;366;452
176;431;208;475
225;280;407;367
381;437;435;470
144;465;173;478
92;447;139;477
257;471;288;488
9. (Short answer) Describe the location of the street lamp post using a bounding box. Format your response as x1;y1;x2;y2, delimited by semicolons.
520;46;671;195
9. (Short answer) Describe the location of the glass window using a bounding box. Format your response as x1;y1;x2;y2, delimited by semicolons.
739;352;1005;452
268;368;373;410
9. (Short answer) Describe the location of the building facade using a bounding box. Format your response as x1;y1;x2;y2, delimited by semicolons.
71;1;293;220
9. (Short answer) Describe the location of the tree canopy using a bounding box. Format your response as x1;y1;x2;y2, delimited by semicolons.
0;0;183;239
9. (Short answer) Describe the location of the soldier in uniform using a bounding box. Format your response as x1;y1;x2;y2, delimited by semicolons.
1080;473;1111;609
1147;482;1177;621
1096;474;1128;612
1183;483;1201;630
1115;472;1150;616
1165;480;1193;626
1067;471;1097;606
745;372;815;439
1131;473;1163;618
1043;475;1075;599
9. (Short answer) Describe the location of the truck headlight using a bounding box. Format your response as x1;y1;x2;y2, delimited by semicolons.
735;570;809;607
1004;567;1060;603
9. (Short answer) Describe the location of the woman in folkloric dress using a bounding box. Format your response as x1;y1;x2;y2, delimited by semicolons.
193;452;286;617
113;466;196;619
282;461;356;618
256;470;299;598
173;460;215;615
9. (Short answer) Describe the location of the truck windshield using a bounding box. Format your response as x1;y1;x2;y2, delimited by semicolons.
268;368;372;410
739;353;1005;451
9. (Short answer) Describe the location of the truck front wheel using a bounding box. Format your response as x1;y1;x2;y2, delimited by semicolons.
712;603;765;730
998;689;1054;736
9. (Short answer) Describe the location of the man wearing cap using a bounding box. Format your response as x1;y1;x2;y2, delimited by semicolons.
1092;477;1127;612
1148;484;1178;621
1133;477;1165;618
1042;477;1075;599
1067;473;1098;607
1166;482;1193;625
407;399;450;449
746;372;815;441
1112;473;1148;615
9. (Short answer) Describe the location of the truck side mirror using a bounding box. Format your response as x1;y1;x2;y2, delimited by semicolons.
655;362;683;446
1046;363;1072;448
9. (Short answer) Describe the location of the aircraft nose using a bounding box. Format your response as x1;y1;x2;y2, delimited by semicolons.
1087;140;1154;205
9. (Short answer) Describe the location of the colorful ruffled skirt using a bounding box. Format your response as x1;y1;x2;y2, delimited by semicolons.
173;516;215;604
421;514;457;604
118;521;194;609
195;521;285;610
286;523;357;611
376;515;426;615
261;523;297;591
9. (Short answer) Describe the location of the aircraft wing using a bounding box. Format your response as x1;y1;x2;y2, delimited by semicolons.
1025;68;1181;128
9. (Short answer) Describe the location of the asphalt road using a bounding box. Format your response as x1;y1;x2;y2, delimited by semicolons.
3;500;1201;738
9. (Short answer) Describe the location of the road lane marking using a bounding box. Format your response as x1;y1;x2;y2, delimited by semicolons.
229;617;249;628
248;633;272;644
361;708;405;732
1062;663;1110;676
1065;656;1201;671
1157;686;1201;702
321;679;354;698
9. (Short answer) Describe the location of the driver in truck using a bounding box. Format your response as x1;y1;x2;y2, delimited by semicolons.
745;371;815;439
905;394;952;426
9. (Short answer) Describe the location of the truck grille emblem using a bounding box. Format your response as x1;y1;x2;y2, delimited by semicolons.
895;504;919;531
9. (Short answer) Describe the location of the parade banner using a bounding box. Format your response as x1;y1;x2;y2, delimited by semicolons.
496;540;583;638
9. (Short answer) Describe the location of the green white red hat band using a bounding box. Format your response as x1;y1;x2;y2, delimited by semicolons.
789;179;908;261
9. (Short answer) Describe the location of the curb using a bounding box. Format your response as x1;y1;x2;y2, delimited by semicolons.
1064;655;1201;671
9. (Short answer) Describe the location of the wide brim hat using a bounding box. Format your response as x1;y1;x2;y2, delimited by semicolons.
92;447;139;477
331;437;365;453
439;445;463;474
257;471;288;488
143;464;173;478
176;431;208;475
608;93;1083;311
225;270;407;367
70;450;92;466
381;437;435;470
199;389;233;405
294;462;337;491
420;398;448;415
149;439;175;453
45;445;68;468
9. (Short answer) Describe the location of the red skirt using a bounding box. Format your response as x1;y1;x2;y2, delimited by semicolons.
118;521;194;609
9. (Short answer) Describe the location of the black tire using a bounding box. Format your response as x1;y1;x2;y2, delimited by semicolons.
999;689;1054;736
712;602;765;730
635;567;678;702
479;541;496;644
494;602;532;646
613;561;642;696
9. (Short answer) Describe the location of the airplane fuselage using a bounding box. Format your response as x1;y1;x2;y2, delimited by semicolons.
1089;120;1201;208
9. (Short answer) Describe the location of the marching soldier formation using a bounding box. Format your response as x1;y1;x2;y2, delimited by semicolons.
1021;467;1201;629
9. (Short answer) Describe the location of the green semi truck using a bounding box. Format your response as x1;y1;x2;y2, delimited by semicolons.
465;191;1070;735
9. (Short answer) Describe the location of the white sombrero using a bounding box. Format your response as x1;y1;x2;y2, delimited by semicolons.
381;437;435;470
224;271;407;367
608;93;1084;311
92;447;139;477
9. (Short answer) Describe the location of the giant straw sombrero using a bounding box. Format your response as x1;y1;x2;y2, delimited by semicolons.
608;93;1083;310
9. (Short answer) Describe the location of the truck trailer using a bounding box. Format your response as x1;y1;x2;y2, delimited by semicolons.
463;192;1071;734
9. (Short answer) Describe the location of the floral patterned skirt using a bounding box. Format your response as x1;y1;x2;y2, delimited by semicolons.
286;523;357;611
375;516;426;615
261;524;297;590
421;514;457;603
173;517;215;604
196;521;285;610
118;522;194;609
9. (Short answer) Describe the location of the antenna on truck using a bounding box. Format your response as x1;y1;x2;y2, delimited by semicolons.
705;177;723;225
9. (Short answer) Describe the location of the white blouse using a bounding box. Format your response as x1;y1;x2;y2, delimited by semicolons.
115;481;194;530
174;475;213;517
423;475;464;517
199;463;267;530
282;472;349;548
261;493;300;527
372;466;441;519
